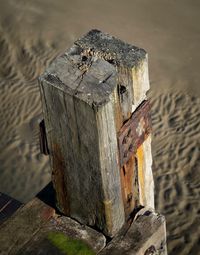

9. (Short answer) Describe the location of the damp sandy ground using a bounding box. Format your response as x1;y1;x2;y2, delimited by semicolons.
0;0;199;254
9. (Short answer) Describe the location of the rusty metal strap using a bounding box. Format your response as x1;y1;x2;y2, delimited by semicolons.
118;100;152;167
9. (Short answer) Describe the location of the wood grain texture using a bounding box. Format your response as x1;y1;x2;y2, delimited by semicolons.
99;208;167;255
16;211;106;255
0;198;106;255
0;198;55;255
74;30;152;215
39;30;154;236
39;52;125;236
75;29;150;112
139;135;154;208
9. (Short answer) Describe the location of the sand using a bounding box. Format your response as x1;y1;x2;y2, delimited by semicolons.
0;0;199;254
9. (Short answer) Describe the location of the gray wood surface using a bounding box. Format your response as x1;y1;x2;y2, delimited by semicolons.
0;198;106;255
39;53;125;236
0;198;55;255
39;29;153;236
99;208;167;255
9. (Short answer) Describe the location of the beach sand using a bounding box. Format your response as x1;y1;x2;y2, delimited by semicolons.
0;0;199;254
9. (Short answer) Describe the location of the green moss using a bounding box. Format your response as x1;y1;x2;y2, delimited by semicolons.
47;232;95;255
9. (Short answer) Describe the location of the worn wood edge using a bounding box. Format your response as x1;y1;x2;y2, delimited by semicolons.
39;48;117;110
99;209;167;255
75;29;147;68
16;213;106;255
0;196;166;255
40;82;124;237
142;135;154;208
96;101;125;236
39;30;150;112
0;198;55;255
0;198;107;255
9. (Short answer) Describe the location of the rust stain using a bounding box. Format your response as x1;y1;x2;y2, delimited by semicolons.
120;154;136;219
41;207;55;221
52;143;70;215
118;100;151;167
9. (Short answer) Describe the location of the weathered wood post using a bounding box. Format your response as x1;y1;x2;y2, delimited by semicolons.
39;30;154;237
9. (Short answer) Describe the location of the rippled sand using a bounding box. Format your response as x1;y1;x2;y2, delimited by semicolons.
0;0;199;254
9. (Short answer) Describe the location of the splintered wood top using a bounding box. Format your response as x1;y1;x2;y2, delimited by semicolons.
75;29;146;68
40;30;147;108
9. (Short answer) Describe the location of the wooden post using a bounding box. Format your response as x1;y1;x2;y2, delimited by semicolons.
39;30;154;237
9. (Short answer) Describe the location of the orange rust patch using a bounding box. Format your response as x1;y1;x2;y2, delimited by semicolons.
120;154;135;218
52;143;70;215
137;145;145;205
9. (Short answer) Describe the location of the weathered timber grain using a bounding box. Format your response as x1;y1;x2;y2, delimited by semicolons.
75;30;153;215
75;30;153;213
39;53;125;236
0;198;55;255
75;29;150;119
99;208;167;255
0;198;106;255
39;30;154;235
16;209;106;255
137;135;154;208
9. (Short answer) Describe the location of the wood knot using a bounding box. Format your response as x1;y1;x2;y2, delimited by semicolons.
118;84;127;95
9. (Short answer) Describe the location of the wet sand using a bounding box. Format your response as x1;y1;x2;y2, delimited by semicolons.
0;0;200;254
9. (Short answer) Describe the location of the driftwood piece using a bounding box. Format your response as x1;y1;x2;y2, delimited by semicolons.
39;29;154;236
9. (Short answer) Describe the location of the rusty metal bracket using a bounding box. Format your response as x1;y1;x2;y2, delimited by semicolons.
118;100;152;167
39;119;49;155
